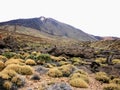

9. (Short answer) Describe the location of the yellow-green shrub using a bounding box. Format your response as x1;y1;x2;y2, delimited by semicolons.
69;78;88;88
0;61;5;71
5;59;25;66
112;59;120;64
103;83;120;90
25;59;36;66
47;67;63;77
3;81;12;90
95;72;110;83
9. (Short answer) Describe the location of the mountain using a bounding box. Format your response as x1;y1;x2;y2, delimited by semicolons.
0;17;97;41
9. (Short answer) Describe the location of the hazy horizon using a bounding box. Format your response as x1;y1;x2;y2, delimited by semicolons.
0;0;120;37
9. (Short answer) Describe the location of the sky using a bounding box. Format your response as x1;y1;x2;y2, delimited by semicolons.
0;0;120;37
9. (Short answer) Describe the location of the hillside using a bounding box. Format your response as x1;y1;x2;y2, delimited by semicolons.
0;17;97;41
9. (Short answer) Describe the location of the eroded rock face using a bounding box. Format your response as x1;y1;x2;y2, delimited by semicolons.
47;82;72;90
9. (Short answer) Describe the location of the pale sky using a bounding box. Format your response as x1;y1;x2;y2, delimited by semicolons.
0;0;120;37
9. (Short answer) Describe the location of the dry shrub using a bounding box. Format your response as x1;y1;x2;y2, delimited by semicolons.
25;59;36;66
95;72;110;83
69;78;88;88
3;81;12;90
110;78;120;85
0;61;5;71
95;58;106;64
112;59;120;64
5;59;25;66
58;64;76;77
11;75;25;87
103;83;120;90
0;70;17;79
51;56;67;62
70;73;89;83
0;55;8;62
5;64;33;75
74;69;88;76
47;67;63;77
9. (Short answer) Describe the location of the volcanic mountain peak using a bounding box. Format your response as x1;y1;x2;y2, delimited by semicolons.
0;17;98;41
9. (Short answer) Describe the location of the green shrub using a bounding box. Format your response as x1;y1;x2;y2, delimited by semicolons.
47;67;63;77
37;54;51;63
95;72;110;83
2;52;16;59
69;78;88;88
103;83;120;90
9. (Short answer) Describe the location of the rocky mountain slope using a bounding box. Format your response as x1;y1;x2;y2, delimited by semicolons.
0;17;97;41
